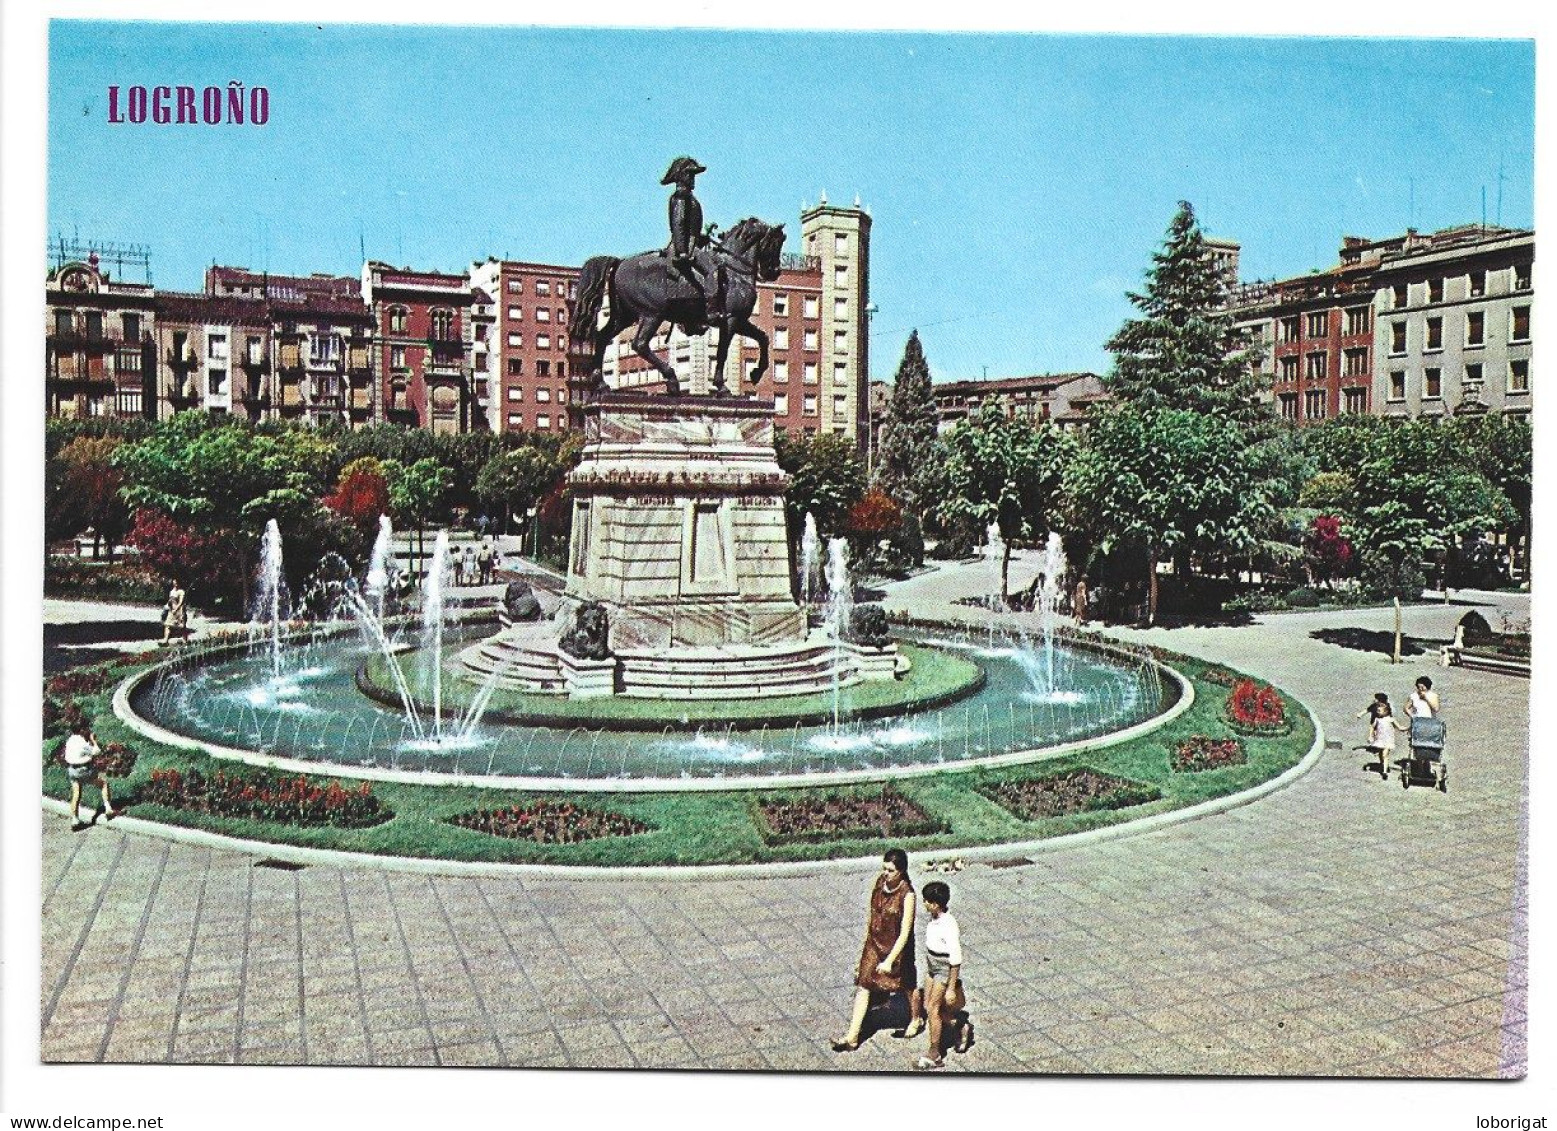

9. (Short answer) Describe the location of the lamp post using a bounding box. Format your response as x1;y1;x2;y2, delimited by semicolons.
864;301;879;474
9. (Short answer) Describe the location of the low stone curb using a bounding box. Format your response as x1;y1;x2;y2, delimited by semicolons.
43;700;1324;881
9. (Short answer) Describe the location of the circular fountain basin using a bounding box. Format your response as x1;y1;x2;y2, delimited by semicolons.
117;630;1190;792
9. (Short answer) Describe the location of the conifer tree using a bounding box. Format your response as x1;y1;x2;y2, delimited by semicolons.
873;330;939;565
1105;201;1263;421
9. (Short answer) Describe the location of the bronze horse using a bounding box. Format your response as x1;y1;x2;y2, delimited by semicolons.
568;217;786;397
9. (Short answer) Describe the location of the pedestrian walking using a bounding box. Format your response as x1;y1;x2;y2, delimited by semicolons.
915;880;973;1070
159;579;187;646
1407;676;1440;718
1356;692;1408;779
63;723;115;831
832;848;925;1051
477;538;495;585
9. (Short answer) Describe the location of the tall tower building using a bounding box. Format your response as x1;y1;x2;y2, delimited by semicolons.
800;199;872;448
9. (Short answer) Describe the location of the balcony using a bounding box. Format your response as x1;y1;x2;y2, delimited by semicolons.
426;336;463;360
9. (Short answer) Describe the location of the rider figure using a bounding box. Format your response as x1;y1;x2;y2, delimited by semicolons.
662;156;722;321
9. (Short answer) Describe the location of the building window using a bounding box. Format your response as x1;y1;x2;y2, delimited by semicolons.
1278;356;1299;383
1280;316;1301;343
85;311;104;340
834;232;849;255
803;394;817;416
1343;348;1368;377
1511;306;1531;342
774;393;788;414
803;296;819;319
507;358;522;376
507;332;523;348
536;388;550;403
536;334;551;350
833;363;848;385
1425;317;1443;351
773;294;789;317
431;310;455;341
208;369;227;396
1391;323;1407;355
507;412;523;426
1392;283;1409;309
1515;263;1532;291
833;394;849;419
117;388;143;415
536;280;551;297
774;328;789;350
558;360;566;378
1344;307;1371;336
507;279;522;293
537;360;551;378
1306;312;1328;338
116;349;142;374
835;298;848;319
1509;359;1530;394
122;313;141;341
389;307;408;333
1389;371;1407;401
1424;368;1442;400
1343;388;1367;414
557;387;568;404
1464;363;1483;387
833;330;848;353
247;336;265;364
1466;311;1485;347
53;309;73;337
803;329;819;351
1428;278;1444;303
508;306;523;320
803;363;818;384
207;334;228;361
390;345;407;369
1304;390;1326;420
507;386;523;402
1468;270;1486;297
309;333;340;365
834;266;847;287
773;361;788;384
1305;352;1326;379
536;308;550;323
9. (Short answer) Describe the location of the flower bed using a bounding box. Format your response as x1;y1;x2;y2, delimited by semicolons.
1224;679;1291;735
45;667;116;699
753;786;945;844
1171;735;1246;773
140;767;389;829
449;802;650;844
977;768;1160;821
1199;666;1239;687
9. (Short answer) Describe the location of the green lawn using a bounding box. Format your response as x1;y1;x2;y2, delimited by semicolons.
43;651;1314;867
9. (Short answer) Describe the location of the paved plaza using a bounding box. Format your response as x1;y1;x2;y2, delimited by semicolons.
39;561;1528;1076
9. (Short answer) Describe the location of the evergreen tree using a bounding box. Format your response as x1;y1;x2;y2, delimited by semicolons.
1105;201;1264;422
873;330;939;566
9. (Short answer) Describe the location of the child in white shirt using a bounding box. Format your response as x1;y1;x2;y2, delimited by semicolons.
916;880;973;1069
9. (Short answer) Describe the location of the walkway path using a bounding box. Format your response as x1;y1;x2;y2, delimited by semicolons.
40;563;1527;1075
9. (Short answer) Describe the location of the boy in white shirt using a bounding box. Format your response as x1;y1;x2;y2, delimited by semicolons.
915;880;973;1069
63;723;115;831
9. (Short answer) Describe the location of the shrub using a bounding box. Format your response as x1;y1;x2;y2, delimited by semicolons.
44;556;167;603
44;666;116;700
847;603;892;647
449;801;649;844
754;786;943;844
1226;679;1288;733
1458;610;1494;646
140;767;388;828
1284;586;1322;608
42;698;89;739
1172;735;1247;773
978;768;1160;821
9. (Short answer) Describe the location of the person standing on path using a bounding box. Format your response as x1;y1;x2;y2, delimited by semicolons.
832;848;925;1051
477;538;495;585
159;579;187;646
915;880;972;1070
1407;676;1440;718
63;723;115;831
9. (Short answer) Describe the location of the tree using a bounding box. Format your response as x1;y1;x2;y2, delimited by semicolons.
475;447;560;535
1298;471;1356;516
382;457;452;573
323;457;391;536
48;436;130;557
844;488;904;570
1065;405;1274;624
934;403;1076;600
873;331;939;565
775;431;866;541
1302;515;1354;587
1104;201;1264;422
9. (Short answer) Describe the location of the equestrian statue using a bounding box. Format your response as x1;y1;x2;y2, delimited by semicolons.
568;156;786;398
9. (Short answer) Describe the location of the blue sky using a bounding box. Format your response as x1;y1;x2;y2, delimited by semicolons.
48;22;1534;380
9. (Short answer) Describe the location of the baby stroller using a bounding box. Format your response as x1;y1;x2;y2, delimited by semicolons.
1400;716;1447;792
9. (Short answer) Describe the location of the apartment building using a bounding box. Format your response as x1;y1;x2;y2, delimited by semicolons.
468;259;579;434
45;255;158;419
362;262;473;434
931;372;1108;432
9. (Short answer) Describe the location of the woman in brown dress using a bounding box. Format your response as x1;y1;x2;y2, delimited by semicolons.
832;848;925;1051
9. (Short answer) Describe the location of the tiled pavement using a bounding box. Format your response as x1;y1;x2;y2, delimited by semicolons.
39;567;1528;1076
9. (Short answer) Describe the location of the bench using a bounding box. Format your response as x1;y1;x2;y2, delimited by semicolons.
1442;647;1530;677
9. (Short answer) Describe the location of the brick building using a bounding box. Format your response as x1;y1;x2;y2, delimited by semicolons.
1230;224;1534;424
931;372;1108;432
362;262;474;434
45;255;158;419
468;259;579;434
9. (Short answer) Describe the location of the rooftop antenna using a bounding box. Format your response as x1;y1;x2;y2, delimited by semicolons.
1408;178;1415;230
1482;186;1488;231
1496;156;1506;226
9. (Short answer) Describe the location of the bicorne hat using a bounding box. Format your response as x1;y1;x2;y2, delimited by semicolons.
661;156;707;185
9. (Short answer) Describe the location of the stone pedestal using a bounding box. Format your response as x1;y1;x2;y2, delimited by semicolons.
564;394;805;652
